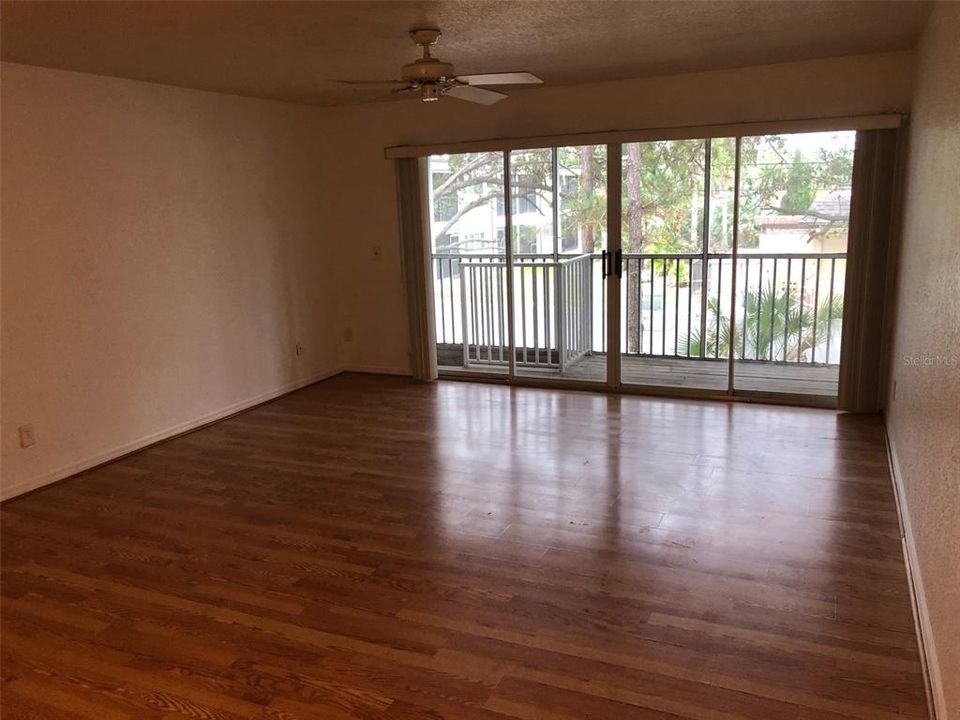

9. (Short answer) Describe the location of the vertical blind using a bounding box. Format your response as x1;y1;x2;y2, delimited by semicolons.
838;128;904;412
396;157;438;381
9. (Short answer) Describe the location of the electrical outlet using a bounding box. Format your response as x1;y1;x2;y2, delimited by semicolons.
19;424;36;448
295;342;304;356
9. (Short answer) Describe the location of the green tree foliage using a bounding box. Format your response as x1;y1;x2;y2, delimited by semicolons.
430;150;562;250
623;140;705;254
736;137;854;247
558;145;606;253
431;135;853;255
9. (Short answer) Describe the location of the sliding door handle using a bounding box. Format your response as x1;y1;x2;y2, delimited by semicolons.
601;250;609;279
615;249;623;278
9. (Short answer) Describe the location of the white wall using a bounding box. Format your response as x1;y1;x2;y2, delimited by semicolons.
0;63;340;498
318;51;915;373
885;4;960;717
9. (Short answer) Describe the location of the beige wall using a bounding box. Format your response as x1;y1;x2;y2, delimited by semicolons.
885;4;960;717
0;50;917;500
320;51;915;372
0;63;340;498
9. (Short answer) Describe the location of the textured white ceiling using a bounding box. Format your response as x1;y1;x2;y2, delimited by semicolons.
0;1;932;107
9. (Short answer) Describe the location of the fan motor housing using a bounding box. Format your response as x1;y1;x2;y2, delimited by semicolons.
402;58;454;82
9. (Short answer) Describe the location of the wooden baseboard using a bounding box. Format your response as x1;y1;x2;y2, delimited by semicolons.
884;420;945;720
0;367;345;503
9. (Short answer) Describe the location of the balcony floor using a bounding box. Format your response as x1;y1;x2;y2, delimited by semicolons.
442;351;839;399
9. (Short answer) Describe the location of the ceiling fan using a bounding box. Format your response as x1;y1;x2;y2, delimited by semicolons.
332;28;543;105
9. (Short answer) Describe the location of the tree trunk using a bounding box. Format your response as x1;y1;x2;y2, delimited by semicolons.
625;144;644;353
578;146;595;254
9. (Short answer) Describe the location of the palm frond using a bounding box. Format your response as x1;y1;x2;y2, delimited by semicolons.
680;281;844;362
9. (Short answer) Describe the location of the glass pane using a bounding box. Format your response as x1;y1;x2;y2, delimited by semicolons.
558;145;608;255
620;140;727;391
511;146;608;383
508;149;554;255
678;138;735;380
733;131;855;397
560;145;609;368
622;139;705;256
428;151;507;372
708;137;737;253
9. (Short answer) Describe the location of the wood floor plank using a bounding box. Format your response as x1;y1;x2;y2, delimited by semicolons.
1;374;927;719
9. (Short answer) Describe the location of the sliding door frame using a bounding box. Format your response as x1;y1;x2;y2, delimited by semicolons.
432;121;883;409
503;150;517;378
606;144;622;390
726;137;742;397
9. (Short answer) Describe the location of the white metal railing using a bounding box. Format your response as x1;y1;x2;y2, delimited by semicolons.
459;258;510;366
435;251;845;368
558;254;593;371
455;254;593;370
512;256;557;367
619;252;846;363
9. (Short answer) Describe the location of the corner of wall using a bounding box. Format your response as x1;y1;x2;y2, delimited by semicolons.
882;4;960;718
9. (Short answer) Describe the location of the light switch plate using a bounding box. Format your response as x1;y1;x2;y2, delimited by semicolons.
19;424;36;448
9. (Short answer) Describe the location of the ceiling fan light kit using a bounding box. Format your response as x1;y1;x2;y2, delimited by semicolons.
420;84;442;102
332;27;543;105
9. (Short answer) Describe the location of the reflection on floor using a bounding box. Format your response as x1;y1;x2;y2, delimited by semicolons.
0;375;923;719
444;353;839;397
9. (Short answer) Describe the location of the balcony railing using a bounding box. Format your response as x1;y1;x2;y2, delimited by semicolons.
433;251;846;370
453;253;593;371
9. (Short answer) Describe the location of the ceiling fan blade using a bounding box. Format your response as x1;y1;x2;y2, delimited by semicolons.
330;79;408;85
391;85;419;94
456;72;543;86
446;85;508;105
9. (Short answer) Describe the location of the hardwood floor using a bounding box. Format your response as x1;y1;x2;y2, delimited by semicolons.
1;374;928;719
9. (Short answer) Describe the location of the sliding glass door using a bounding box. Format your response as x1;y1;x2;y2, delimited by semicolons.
428;131;855;403
618;138;732;392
